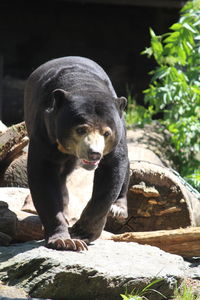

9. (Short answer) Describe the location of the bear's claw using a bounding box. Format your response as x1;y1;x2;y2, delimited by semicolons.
109;203;128;220
49;238;88;251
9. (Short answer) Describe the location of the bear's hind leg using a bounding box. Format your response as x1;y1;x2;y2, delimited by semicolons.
109;160;130;221
109;196;128;220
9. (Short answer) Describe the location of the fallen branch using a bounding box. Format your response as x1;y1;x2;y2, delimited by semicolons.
109;227;200;257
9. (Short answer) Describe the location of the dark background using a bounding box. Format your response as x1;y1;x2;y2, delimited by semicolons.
0;0;183;124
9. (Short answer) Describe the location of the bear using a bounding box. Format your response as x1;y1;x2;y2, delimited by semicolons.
24;56;129;251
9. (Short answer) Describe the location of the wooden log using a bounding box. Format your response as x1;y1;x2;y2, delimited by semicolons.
1;154;28;188
106;160;200;233
105;125;200;233
0;121;28;163
1;124;200;236
109;227;200;258
1;188;200;257
0;122;28;184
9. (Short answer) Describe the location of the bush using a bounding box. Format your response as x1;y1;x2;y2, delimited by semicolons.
141;0;200;189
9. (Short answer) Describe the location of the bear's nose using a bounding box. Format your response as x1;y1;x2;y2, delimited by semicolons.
87;149;101;161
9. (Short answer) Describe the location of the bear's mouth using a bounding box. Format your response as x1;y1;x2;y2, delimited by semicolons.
81;159;100;170
82;159;100;166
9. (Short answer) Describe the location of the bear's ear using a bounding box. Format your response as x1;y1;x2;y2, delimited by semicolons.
52;89;71;110
46;89;70;113
115;97;127;116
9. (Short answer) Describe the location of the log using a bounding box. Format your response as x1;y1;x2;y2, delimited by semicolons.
1;154;28;188
1;188;200;257
109;227;200;258
0;121;28;162
2;190;200;257
1;123;200;236
106;160;200;233
0;121;28;185
105;125;200;233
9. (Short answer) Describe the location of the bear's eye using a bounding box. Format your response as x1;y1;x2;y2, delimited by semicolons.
103;130;111;138
76;126;87;135
104;131;110;137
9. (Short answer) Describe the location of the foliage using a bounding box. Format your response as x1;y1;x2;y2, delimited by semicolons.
185;170;200;191
141;0;200;188
120;279;166;300
121;281;200;300
125;92;153;127
173;283;200;300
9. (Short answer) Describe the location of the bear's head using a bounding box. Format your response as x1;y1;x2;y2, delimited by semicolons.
45;89;127;170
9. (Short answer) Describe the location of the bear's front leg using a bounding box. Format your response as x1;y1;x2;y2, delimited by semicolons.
27;140;88;251
70;151;129;243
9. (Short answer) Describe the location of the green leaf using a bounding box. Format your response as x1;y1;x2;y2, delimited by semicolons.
141;47;153;57
120;295;129;300
170;23;182;31
164;31;180;43
149;27;156;37
182;22;197;33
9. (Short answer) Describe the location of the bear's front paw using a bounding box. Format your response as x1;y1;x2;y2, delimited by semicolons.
47;235;88;251
70;223;101;244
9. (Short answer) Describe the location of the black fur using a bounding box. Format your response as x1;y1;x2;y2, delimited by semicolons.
24;56;129;249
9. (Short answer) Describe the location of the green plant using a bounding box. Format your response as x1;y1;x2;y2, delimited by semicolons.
125;92;153;127
120;279;166;300
173;282;200;300
141;0;200;190
120;281;200;300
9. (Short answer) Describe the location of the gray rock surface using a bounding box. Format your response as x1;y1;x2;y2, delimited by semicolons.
0;240;187;300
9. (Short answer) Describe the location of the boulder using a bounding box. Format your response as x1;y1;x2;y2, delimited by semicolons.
0;239;186;300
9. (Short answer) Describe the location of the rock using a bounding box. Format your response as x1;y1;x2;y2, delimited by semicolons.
0;283;28;299
0;186;88;228
0;200;17;240
0;232;12;246
0;188;29;215
0;240;186;300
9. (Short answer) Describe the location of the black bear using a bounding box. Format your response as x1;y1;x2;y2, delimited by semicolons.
24;56;129;251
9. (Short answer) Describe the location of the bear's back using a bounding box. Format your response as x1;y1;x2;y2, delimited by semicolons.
24;56;117;136
27;56;116;97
